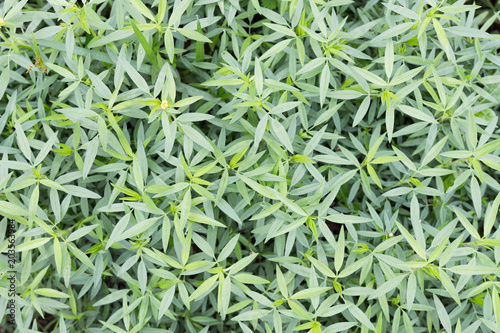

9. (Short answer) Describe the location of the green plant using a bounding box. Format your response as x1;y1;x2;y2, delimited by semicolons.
1;0;500;332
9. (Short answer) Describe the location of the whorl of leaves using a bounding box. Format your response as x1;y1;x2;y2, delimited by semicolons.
1;0;500;332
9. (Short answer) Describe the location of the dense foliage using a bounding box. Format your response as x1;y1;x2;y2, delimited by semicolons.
1;0;500;332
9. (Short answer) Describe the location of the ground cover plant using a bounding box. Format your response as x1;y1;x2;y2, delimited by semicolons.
1;0;500;332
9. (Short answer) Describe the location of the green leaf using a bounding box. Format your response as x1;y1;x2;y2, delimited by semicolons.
180;124;215;152
68;243;95;269
218;234;239;262
288;300;313;321
346;302;376;331
475;138;500;157
66;225;98;242
398;105;437;123
334;227;345;272
385;39;394;79
305;254;336;278
372;22;414;42
128;0;156;22
232;309;271;321
260;39;291;60
395;221;426;260
34;288;70;298
233;273;269;285
313;101;345;127
433;19;454;63
353;96;371;127
449;265;500;275
178;28;212;43
174;96;204;108
292;154;314;163
439;234;464;267
82;137;99;180
119;217;160;240
187;274;219;303
368;275;405;300
366;133;386;162
45;63;76;80
119;52;150;93
263;23;296;37
276;265;289;298
438;268;460;305
453;207;481;240
410;195;425;251
433;295;452;333
15;119;32;162
270;118;294;153
446;26;491;39
338;255;373;278
291;287;331;300
421;136;448;166
493;287;500;328
164;27;175;62
326;214;373;224
187;213;226;228
131;20;159;70
17;238;51;252
169;0;193;26
0;200;29;216
93;290;130;307
228;253;258;275
237;173;277;200
484;193;500;238
407;273;416;311
53;237;62;276
319;64;330;107
389;67;424;86
105;212;132;250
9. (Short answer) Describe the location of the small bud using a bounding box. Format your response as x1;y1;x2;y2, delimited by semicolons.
419;219;422;223
389;233;394;237
0;18;4;24
160;100;168;110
